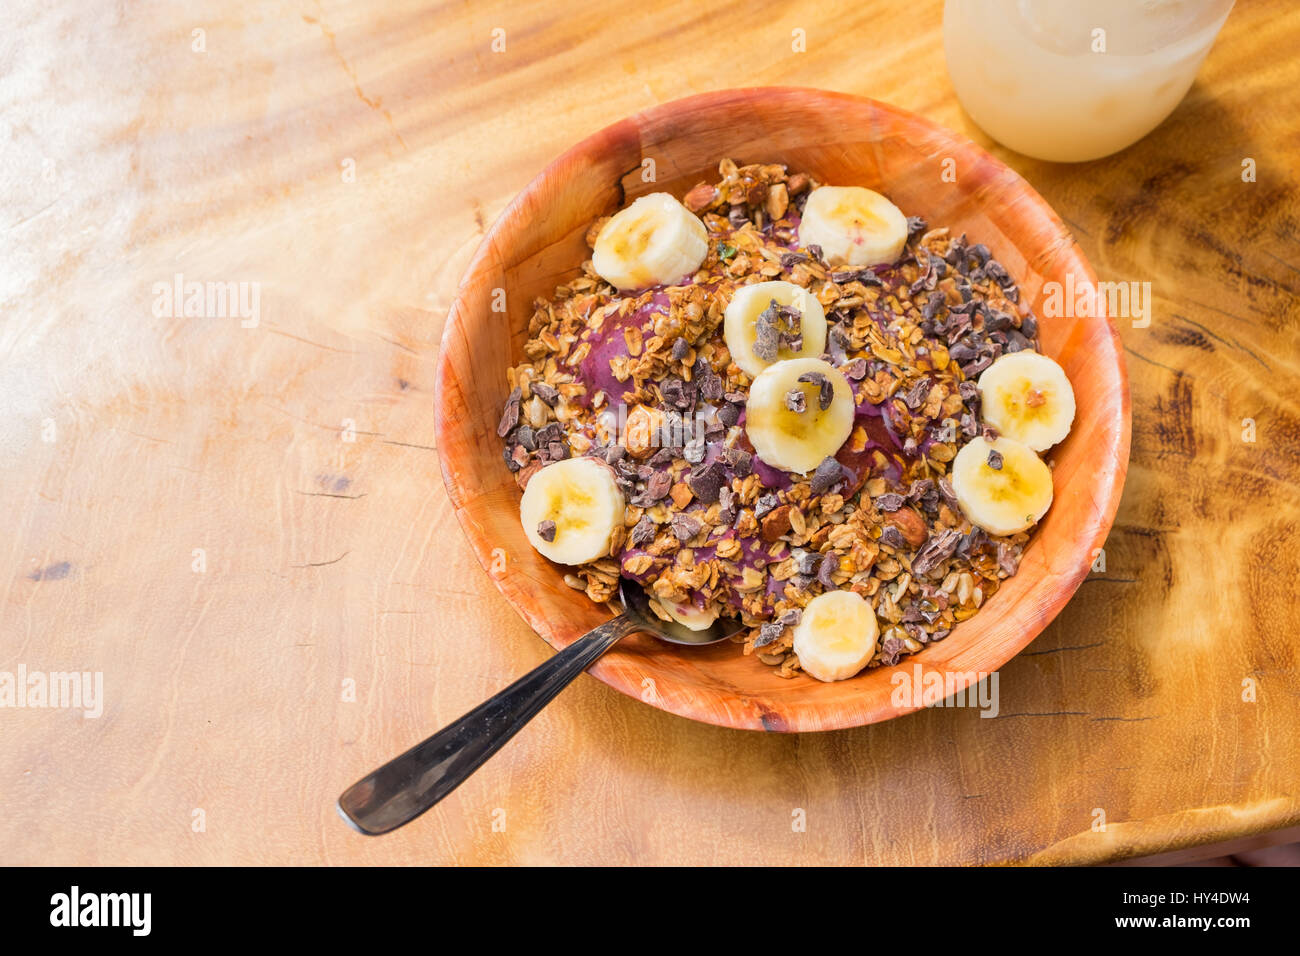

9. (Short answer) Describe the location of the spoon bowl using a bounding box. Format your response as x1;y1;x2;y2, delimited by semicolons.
618;581;740;646
337;581;740;834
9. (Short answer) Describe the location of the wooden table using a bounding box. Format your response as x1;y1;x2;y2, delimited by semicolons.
3;0;1297;866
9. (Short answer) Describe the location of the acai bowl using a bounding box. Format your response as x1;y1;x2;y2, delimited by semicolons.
436;88;1129;732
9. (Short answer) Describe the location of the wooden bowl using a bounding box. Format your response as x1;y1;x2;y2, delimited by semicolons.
436;87;1130;732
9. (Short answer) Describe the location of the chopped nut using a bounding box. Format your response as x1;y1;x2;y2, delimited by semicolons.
669;481;694;510
683;182;717;212
624;404;663;458
883;507;928;549
766;182;789;220
760;504;792;543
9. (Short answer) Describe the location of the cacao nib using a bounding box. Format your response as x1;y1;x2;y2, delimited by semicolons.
671;512;701;542
797;371;834;410
879;636;904;666
876;493;906;512
879;525;906;550
530;381;560;406
755;621;785;648
911;529;962;575
687;460;726;503
497;387;522;438
629;516;656;547
809;456;843;495
816;551;839;589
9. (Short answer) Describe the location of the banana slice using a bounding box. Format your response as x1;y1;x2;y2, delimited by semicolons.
723;280;828;378
798;186;909;268
792;590;881;682
950;435;1053;537
745;358;855;474
977;351;1076;452
519;457;626;565
663;599;719;632
591;193;708;290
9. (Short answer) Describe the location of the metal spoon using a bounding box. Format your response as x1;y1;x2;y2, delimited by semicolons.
337;581;741;835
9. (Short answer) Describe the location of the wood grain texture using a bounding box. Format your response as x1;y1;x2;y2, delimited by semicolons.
2;0;1297;865
438;87;1130;732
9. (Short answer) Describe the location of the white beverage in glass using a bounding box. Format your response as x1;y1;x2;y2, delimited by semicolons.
943;0;1235;162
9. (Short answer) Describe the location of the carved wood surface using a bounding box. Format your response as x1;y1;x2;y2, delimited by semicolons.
2;0;1296;864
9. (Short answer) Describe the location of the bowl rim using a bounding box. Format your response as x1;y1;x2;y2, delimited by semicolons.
435;85;1131;733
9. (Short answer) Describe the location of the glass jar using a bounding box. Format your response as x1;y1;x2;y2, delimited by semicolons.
943;0;1235;162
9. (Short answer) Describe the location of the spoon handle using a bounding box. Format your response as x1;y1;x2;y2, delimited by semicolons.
337;612;640;835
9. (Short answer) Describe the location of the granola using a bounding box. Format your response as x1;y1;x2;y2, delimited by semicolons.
501;159;1064;680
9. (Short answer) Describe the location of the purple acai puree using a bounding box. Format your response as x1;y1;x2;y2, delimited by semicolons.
749;454;792;491
567;293;671;408
840;397;908;489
